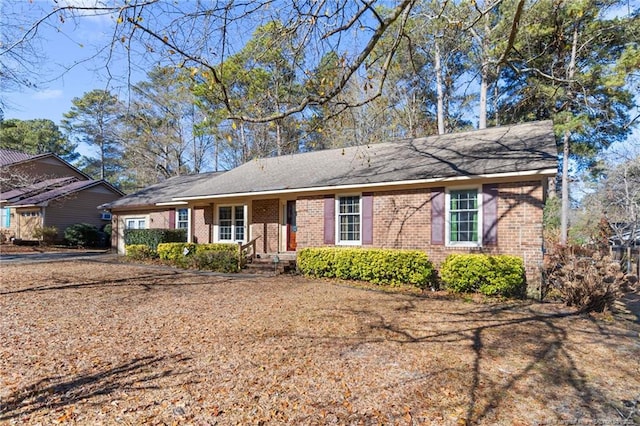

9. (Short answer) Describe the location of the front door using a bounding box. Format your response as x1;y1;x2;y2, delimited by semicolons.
286;200;297;251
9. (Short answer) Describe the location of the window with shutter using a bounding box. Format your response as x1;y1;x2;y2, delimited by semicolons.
445;187;482;247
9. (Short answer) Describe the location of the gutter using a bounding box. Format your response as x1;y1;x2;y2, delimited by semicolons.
174;168;558;201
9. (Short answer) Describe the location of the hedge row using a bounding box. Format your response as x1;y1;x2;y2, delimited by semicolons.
439;253;525;297
125;242;239;273
124;241;526;297
297;247;436;289
124;228;186;250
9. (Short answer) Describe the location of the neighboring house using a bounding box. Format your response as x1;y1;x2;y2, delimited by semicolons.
0;149;124;241
102;120;558;286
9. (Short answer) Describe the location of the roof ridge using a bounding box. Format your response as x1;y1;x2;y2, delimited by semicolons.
241;120;553;166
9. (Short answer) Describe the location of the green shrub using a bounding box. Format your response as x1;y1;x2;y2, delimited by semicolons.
125;244;157;260
191;249;239;273
124;228;186;251
32;226;58;245
440;254;525;297
157;242;197;260
156;242;239;272
298;247;435;289
64;223;99;246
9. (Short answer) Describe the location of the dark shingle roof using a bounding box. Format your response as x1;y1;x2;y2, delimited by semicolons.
101;172;225;209
8;180;102;206
179;120;557;199
0;149;34;166
1;177;78;202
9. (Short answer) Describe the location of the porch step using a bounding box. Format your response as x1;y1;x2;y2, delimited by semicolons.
242;254;297;275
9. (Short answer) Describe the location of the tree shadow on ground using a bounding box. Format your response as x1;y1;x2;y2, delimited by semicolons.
305;299;638;424
0;270;248;295
0;354;192;421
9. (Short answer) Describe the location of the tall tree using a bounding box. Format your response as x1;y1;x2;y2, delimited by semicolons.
120;66;215;189
194;20;304;165
0;118;77;161
61;90;123;184
499;0;637;245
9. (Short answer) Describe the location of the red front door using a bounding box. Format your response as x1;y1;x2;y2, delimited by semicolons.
286;200;297;251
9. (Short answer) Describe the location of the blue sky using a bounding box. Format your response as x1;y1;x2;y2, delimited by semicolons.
2;0;144;156
4;2;119;123
2;0;638;160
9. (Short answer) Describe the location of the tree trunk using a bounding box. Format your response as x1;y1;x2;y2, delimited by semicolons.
560;129;570;246
560;24;579;246
479;63;488;130
276;121;282;156
239;120;247;163
435;40;445;135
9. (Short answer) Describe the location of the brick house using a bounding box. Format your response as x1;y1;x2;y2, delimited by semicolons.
103;121;557;286
0;149;123;242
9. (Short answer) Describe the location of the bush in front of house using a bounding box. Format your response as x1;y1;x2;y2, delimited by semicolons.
64;223;99;247
191;248;239;273
297;247;436;289
157;242;197;267
125;244;157;260
439;254;525;297
32;226;58;245
157;242;239;272
124;228;187;251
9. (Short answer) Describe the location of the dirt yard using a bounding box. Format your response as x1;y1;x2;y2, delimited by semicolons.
1;260;639;425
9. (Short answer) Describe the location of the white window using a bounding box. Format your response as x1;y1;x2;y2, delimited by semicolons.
20;211;40;217
176;208;189;229
446;188;481;246
337;195;361;244
217;205;245;242
125;217;147;229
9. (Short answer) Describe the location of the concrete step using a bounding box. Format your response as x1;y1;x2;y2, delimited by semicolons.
242;254;297;275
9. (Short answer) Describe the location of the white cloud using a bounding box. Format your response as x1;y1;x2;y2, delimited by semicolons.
32;89;64;100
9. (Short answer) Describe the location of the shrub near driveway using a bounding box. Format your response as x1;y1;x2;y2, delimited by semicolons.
157;242;239;272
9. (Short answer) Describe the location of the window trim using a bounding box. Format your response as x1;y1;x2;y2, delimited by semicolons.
124;216;148;230
215;204;247;243
176;208;189;230
335;194;362;246
445;186;482;247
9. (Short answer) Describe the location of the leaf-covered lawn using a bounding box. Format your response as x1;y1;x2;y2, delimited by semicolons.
1;260;638;425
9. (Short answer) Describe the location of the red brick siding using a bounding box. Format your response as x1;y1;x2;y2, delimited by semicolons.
296;196;327;248
192;206;213;243
295;181;545;287
251;199;280;253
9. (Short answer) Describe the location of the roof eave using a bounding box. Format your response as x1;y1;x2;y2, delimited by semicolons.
175;167;558;201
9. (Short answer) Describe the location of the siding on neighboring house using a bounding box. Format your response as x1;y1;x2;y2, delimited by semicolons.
1;207;19;240
7;157;87;182
42;185;121;240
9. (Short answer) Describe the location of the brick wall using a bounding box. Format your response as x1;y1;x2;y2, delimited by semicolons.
295;180;545;291
251;199;280;253
192;206;213;243
296;196;326;248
